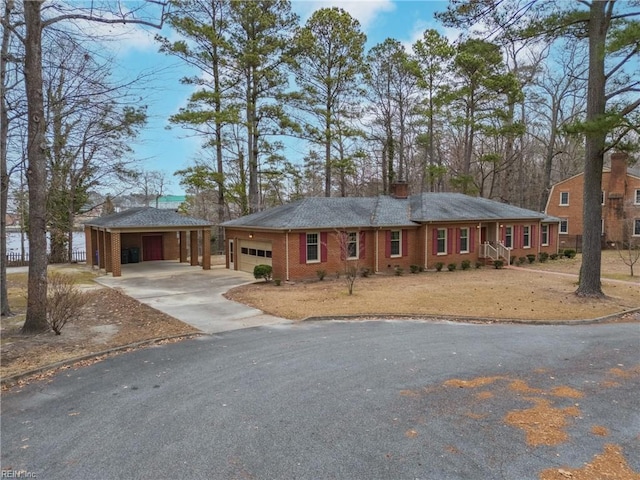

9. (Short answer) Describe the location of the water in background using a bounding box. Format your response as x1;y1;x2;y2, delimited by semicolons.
6;231;86;254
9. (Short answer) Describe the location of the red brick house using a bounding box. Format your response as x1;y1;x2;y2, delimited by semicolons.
222;185;560;281
545;152;640;249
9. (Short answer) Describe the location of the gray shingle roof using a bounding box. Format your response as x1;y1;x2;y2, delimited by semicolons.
411;193;546;222
222;193;553;230
85;207;213;228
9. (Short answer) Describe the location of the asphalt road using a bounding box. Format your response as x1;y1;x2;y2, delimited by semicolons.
2;320;639;479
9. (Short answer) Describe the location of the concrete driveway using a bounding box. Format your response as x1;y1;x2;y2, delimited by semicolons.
94;261;290;334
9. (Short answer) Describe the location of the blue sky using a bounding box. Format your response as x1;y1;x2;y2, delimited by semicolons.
106;0;453;194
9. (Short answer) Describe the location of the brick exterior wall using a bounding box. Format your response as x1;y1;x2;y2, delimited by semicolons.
546;154;640;246
163;232;179;260
226;223;559;280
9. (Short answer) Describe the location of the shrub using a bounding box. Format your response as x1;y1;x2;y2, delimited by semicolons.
274;278;281;286
47;272;88;335
538;252;549;263
550;253;559;260
253;264;272;282
360;267;371;278
510;256;517;265
518;256;526;266
410;264;421;274
447;263;457;271
394;266;404;276
564;249;577;259
475;261;483;269
493;260;504;269
526;254;536;264
435;262;444;272
461;260;471;270
316;269;327;281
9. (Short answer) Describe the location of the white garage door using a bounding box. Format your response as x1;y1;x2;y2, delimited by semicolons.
239;240;272;273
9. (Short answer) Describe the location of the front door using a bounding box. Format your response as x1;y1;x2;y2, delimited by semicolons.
143;235;163;261
229;239;235;270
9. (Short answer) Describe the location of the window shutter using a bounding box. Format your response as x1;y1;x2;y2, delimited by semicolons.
447;228;454;254
385;231;391;258
470;228;475;252
299;233;306;264
359;231;366;259
432;228;438;255
455;228;460;253
321;232;328;262
402;230;408;257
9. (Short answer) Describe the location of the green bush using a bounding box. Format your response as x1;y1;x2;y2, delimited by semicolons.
518;256;526;266
410;264;421;274
447;263;457;271
274;278;281;286
538;252;549;263
394;266;404;276
510;256;517;265
435;262;444;272
564;249;577;259
461;260;471;270
316;269;327;281
360;267;371;278
526;254;536;264
475;261;483;269
493;260;504;269
253;264;272;282
550;253;559;260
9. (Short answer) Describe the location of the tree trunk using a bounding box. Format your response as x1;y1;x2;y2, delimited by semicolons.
324;99;332;197
576;1;607;298
22;0;49;333
1;0;13;316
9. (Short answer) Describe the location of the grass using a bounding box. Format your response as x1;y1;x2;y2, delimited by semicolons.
225;251;640;322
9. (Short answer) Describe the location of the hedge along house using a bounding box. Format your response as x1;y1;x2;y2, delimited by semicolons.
222;184;560;281
85;207;214;277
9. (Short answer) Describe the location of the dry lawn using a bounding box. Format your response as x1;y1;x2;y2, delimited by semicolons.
225;251;640;321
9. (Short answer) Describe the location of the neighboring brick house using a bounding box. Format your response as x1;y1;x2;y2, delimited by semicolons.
222;184;560;281
545;152;640;249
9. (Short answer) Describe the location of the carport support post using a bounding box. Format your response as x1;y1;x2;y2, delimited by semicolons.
98;230;106;269
190;230;199;266
110;231;122;277
202;229;211;270
85;226;94;267
179;231;188;263
105;232;113;273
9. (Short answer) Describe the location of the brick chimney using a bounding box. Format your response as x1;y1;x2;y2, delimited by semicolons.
390;181;409;199
608;152;628;198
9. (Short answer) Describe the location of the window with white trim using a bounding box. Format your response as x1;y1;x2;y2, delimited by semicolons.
541;224;549;246
560;219;568;234
523;225;531;248
306;233;319;262
635;189;640;205
601;190;605;205
560;192;569;205
390;230;401;257
634;219;640;236
459;228;469;253
347;232;358;259
504;226;513;248
437;229;446;255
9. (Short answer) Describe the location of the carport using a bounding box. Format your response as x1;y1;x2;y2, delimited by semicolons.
84;207;214;277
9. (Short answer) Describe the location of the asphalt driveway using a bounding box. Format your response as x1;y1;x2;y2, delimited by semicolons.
94;261;290;334
2;321;639;479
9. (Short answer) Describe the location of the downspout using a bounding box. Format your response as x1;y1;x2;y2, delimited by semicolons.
424;224;428;270
285;231;290;281
375;228;380;273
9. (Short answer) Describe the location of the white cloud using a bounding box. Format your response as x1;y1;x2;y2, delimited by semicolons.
401;19;462;53
293;0;396;31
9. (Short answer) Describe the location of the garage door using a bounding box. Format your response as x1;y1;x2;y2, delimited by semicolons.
239;240;272;273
